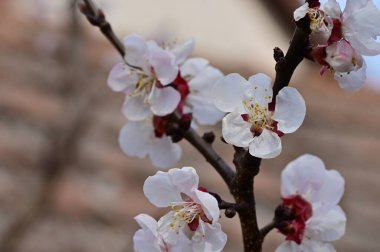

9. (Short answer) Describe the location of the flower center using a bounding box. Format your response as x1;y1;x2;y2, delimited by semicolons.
170;199;205;232
308;8;328;32
130;73;156;104
277;195;313;245
242;98;273;136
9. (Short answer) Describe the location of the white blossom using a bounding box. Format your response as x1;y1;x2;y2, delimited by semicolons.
180;58;225;126
143;167;227;252
133;214;192;252
276;154;346;252
107;34;195;119
118;119;181;169
213;73;306;159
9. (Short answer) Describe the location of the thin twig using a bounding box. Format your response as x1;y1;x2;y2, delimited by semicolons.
79;0;125;57
184;128;235;185
259;220;276;239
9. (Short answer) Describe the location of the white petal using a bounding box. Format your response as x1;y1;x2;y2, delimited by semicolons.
275;241;300;252
181;58;209;77
272;87;306;134
143;170;182;207
322;0;342;19
247;73;273;107
169;230;193;252
313;169;345;207
122;96;151;121
334;61;367;92
192;223;227;252
150;86;181;116
276;240;336;252
193;189;220;224
171;38;195;65
134;214;158;237
248;129;282;159
306;205;346;242
133;229;162;252
187;94;224;125
123;34;149;70
168;167;199;196
222;112;254;147
107;62;137;92
189;66;224;91
149;137;182;168
294;3;309;21
157;211;183;245
281;154;326;199
344;0;380;35
147;41;178;85
213;73;249;113
118;121;152;159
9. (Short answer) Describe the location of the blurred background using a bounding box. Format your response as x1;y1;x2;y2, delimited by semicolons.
0;0;380;251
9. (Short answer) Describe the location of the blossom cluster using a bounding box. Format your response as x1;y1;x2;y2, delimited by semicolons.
97;1;380;251
276;154;346;252
108;35;224;168
295;0;380;91
133;167;227;252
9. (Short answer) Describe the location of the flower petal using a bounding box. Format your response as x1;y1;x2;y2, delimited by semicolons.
294;3;309;21
193;189;219;224
122;96;151;121
149;137;182;168
248;129;282;159
134;214;158;237
322;0;342;19
150;86;181;116
334;61;367;92
147;41;178;85
168;167;199;196
133;229;162;252
281;154;326;199
272;87;306;134
187;94;224;125
123;34;149;70
107;62;138;92
143;170;182;207
192;223;227;252
213;73;249;113
188;66;224;91
276;240;336;252
247;73;273;107
313;169;345;207
118;121;152;159
181;58;209;77
171;38;195;65
306;205;346;242
222;112;254;147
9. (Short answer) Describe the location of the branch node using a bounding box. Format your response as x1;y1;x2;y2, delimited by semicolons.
273;47;285;62
202;132;215;144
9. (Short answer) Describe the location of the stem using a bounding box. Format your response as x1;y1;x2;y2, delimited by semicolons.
259;220;276;239
80;0;125;57
184;128;235;185
272;26;310;97
230;148;262;252
229;23;311;252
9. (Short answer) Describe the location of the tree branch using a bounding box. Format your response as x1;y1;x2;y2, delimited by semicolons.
79;0;125;57
259;220;276;239
184;128;235;185
272;24;310;97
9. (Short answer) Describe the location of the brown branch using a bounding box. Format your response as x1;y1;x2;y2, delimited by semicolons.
259;220;276;239
79;0;125;57
272;25;310;97
184;128;235;185
228;20;311;252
